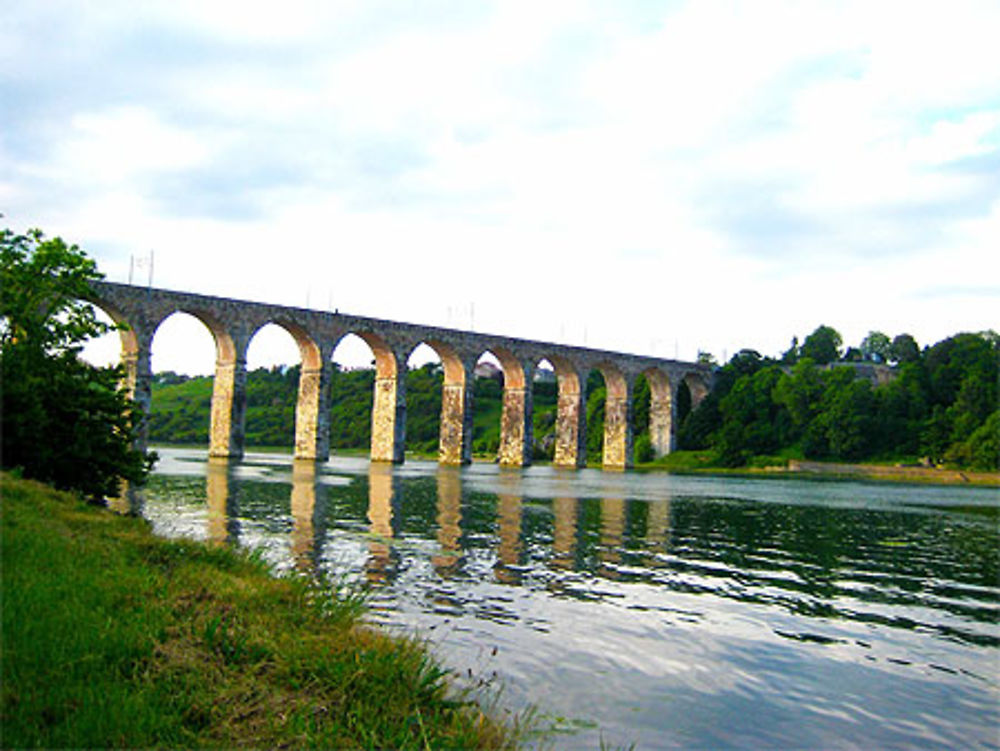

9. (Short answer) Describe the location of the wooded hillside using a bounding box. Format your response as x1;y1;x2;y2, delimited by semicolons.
147;327;998;470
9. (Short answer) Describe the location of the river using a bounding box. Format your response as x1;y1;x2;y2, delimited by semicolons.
127;448;999;749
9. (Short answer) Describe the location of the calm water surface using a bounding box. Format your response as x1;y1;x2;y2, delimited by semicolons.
131;448;1000;749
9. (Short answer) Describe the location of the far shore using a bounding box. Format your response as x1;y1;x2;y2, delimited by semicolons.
639;456;1000;488
148;443;1000;488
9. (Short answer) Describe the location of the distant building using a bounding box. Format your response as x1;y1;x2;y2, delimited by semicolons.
473;360;503;382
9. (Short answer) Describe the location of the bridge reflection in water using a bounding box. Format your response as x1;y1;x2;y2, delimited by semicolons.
143;453;997;656
178;458;675;591
125;451;1000;751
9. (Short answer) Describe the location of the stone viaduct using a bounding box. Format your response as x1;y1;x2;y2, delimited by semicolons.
90;281;713;470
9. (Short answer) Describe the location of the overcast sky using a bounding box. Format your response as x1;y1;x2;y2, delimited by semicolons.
3;0;998;374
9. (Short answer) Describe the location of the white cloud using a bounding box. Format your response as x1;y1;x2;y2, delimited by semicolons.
55;107;210;185
7;0;1000;376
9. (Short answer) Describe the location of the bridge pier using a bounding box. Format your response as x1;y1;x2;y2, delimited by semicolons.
644;370;674;458
209;331;249;460
553;367;586;468
371;365;406;463
649;392;673;457
497;357;533;467
498;384;532;466
294;357;333;461
119;327;154;452
439;361;474;466
602;373;633;471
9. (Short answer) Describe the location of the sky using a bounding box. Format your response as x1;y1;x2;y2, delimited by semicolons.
3;0;998;375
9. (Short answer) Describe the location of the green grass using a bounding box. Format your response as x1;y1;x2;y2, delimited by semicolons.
639;449;719;472
634;449;1000;487
1;472;522;749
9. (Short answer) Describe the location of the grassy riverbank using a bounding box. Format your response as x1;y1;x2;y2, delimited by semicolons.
639;450;1000;487
0;473;520;749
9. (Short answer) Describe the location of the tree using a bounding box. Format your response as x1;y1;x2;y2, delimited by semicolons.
923;333;996;410
860;331;891;363
780;336;800;364
585;372;606;459
947;410;1000;470
822;378;875;460
800;325;842;365
1;227;153;499
872;362;928;456
676;391;720;450
714;365;788;466
889;333;920;365
677;348;768;453
1;228;108;350
773;358;823;439
801;367;876;460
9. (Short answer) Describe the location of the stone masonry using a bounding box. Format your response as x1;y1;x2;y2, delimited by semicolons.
90;281;713;470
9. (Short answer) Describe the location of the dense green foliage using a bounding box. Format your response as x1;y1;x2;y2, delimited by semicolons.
678;326;999;470
149;363;559;457
147;323;997;471
1;227;152;498
1;473;518;748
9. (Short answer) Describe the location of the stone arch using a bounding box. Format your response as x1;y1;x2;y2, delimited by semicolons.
247;318;329;460
84;299;154;449
353;331;401;380
640;367;674;458
593;361;631;470
162;307;247;459
683;371;710;411
154;307;238;364
669;371;710;451
254;319;323;370
82;298;139;367
85;298;143;382
338;329;404;463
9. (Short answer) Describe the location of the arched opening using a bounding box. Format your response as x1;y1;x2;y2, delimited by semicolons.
673;372;710;454
407;340;469;465
242;322;307;451
333;331;400;463
530;359;560;463
79;301;153;454
145;311;222;449
405;343;444;458
328;333;375;455
676;380;692;426
584;368;607;464
632;372;653;463
634;368;673;462
546;355;585;468
470;351;504;460
79;304;126;370
470;348;531;466
683;372;710;412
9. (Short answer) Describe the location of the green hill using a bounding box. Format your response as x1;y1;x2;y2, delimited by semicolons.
148;364;561;458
